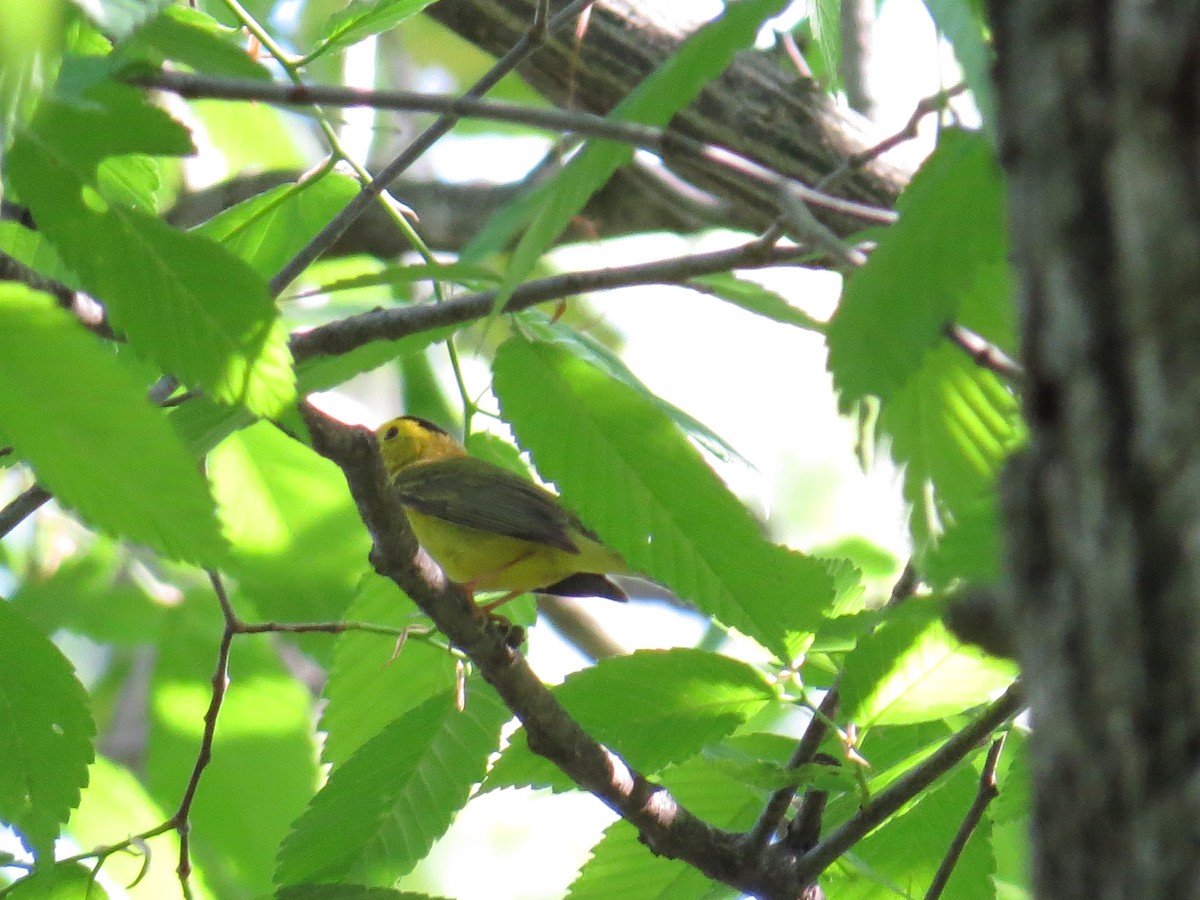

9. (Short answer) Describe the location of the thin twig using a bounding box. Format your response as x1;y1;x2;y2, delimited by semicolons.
234;618;407;638
749;683;841;849
171;571;238;897
776;186;869;270
290;238;823;363
944;323;1025;383
793;683;1024;885
785;761;834;853
127;70;725;154
750;559;916;850
0;484;51;539
924;733;1007;900
819;83;968;192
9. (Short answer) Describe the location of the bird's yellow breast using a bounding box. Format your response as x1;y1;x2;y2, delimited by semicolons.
404;508;624;594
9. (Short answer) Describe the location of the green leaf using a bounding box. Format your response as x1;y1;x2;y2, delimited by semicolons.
6;58;295;416
275;682;510;887
811;0;842;90
523;313;752;468
309;261;502;305
822;764;995;899
472;0;791;293
194;172;359;280
923;496;1000;587
146;602;318;899
0;601;96;859
189;95;308;173
492;337;835;660
0;286;226;564
5;862;111;898
320;575;455;768
0;222;78;287
839;600;1016;726
486;648;774;791
207;422;374;633
828;129;1007;402
122;5;271;81
307;0;439;63
95;153;160;212
879;342;1022;517
688;272;827;333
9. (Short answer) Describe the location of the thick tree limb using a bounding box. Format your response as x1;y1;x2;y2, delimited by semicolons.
426;0;909;236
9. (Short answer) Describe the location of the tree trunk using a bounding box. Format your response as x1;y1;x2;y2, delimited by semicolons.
992;3;1200;896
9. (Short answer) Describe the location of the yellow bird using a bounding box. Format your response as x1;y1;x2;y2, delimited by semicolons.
376;416;629;610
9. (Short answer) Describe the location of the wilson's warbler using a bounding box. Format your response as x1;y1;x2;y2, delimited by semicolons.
377;416;629;610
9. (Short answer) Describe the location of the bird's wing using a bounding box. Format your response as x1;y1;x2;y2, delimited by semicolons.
391;457;582;553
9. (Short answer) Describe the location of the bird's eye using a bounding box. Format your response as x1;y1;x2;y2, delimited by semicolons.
385;426;400;440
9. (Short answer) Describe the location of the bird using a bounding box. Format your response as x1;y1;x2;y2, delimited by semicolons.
375;415;629;612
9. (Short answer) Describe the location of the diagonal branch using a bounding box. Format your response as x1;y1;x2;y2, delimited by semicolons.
924;733;1007;900
0;485;52;540
298;402;818;900
793;683;1024;885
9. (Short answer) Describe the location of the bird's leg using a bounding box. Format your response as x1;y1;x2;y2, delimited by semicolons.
463;548;538;616
476;590;525;615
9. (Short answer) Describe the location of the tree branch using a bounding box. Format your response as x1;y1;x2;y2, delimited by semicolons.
924;734;1006;900
0;485;51;539
793;683;1024;885
426;0;909;235
749;683;840;849
290;237;821;363
299;402;826;900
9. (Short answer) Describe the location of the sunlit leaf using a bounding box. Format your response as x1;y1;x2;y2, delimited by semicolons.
487;648;775;791
320;575;453;768
493;337;835;660
0;286;226;563
6;57;295;416
306;0;439;62
840;600;1016;726
195;172;359;280
275;683;509;887
828;129;1007;402
0;602;95;859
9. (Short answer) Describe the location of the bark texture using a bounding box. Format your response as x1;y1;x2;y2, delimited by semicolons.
992;3;1200;896
426;0;907;235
